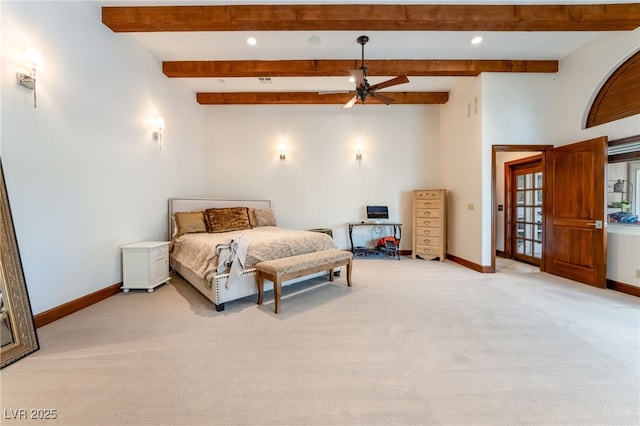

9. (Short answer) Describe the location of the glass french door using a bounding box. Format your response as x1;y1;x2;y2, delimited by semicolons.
512;163;543;265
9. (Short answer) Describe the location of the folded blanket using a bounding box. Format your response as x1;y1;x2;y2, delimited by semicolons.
214;236;250;288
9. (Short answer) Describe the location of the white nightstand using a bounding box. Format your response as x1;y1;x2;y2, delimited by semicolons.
120;241;170;293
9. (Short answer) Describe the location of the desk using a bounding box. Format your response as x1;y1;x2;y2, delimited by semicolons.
347;222;402;260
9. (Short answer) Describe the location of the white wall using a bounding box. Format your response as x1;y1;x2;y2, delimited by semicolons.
202;104;441;250
480;73;556;265
552;28;640;146
441;73;552;267
551;27;640;287
1;1;207;314
438;77;484;264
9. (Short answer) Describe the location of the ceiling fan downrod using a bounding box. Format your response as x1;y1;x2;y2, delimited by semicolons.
357;35;369;75
356;35;369;103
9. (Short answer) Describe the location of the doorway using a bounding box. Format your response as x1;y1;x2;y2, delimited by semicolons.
492;138;608;289
492;145;553;274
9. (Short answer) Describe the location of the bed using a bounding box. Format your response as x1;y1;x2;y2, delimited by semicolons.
168;198;337;311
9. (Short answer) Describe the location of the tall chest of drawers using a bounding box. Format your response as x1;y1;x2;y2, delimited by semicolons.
412;189;447;261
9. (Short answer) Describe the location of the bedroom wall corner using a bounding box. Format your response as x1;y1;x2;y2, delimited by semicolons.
1;1;208;314
438;77;484;266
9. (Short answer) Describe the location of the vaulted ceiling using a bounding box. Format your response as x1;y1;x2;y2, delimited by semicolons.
101;1;640;106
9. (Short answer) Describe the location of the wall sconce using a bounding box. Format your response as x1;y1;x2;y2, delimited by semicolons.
355;144;363;165
279;143;286;160
17;48;43;108
152;116;165;150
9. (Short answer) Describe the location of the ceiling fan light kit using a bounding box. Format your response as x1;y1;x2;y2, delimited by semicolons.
324;35;410;109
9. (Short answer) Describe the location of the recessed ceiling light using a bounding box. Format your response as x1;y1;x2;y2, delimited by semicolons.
348;76;355;83
247;37;257;46
308;36;322;45
471;36;483;45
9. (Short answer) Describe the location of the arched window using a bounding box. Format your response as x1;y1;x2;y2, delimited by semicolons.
586;50;640;128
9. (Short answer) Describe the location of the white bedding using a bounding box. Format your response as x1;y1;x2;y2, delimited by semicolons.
171;226;337;284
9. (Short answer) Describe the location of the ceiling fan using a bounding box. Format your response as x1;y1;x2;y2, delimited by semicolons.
323;35;410;109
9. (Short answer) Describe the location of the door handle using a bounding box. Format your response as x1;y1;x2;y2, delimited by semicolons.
587;220;603;229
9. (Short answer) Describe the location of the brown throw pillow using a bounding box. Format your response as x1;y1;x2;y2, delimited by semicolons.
174;211;207;236
205;207;251;233
247;208;258;228
253;208;277;227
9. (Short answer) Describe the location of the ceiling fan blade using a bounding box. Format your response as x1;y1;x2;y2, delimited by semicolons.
319;90;351;95
369;92;396;105
370;75;410;91
342;95;359;109
348;69;366;88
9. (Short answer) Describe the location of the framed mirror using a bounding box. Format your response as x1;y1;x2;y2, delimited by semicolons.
1;160;39;369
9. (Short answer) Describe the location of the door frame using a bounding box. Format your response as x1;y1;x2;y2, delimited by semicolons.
504;154;543;263
491;145;554;273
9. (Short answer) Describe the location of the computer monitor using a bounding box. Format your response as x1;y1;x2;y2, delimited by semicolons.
366;206;389;220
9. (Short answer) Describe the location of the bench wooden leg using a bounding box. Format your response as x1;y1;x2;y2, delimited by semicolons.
346;259;352;287
329;268;334;282
256;273;264;305
274;277;282;314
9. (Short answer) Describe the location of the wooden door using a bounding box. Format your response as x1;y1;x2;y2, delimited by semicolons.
511;159;543;266
544;136;608;288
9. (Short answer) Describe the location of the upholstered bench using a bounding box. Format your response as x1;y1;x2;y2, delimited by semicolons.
255;249;353;314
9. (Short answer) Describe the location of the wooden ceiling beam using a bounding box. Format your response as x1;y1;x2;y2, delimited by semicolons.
164;59;558;78
102;4;640;32
196;92;449;105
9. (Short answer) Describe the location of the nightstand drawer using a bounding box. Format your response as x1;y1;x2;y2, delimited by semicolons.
150;245;168;260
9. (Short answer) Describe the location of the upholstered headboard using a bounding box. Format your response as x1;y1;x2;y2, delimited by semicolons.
168;198;271;239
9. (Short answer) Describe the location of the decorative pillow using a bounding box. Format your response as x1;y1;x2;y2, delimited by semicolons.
174;211;207;236
247;208;258;228
253;208;277;227
205;207;252;233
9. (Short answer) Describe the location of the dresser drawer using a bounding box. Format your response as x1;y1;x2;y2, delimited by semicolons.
415;246;441;256
416;236;441;247
415;190;441;200
415;226;441;237
415;208;441;219
414;199;441;209
415;217;442;228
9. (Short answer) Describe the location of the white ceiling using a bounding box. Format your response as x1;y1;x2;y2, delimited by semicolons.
102;1;638;94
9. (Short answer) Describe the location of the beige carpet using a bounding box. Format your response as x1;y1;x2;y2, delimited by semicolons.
1;258;638;425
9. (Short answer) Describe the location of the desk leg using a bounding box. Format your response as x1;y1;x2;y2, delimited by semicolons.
348;224;355;254
395;225;401;260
